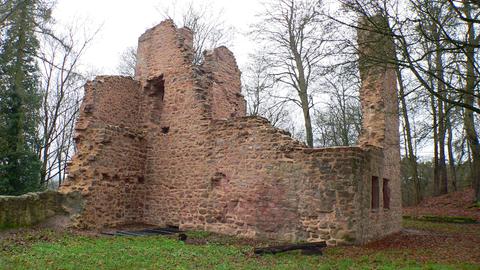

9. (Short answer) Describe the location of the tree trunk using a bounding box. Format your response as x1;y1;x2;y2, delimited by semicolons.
57;147;62;188
436;72;448;196
300;91;314;147
464;3;480;203
397;66;421;204
433;24;448;195
446;115;457;191
430;93;440;196
291;43;313;147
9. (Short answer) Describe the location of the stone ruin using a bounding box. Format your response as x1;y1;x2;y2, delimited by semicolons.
60;17;401;245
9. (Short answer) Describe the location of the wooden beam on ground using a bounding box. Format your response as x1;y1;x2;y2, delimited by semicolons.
254;241;327;255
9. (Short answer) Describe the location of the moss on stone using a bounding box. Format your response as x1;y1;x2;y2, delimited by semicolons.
0;191;82;230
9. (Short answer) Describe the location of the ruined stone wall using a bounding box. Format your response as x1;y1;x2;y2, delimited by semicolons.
77;77;143;128
133;113;368;244
134;21;213;227
0;191;82;229
60;77;147;229
355;15;402;243
182;117;368;244
135;21;194;85
354;148;402;243
202;47;246;119
61;17;401;244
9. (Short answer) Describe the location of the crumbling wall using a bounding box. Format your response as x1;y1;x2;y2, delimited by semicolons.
355;15;402;242
202;47;246;119
0;191;82;229
60;77;146;229
135;20;194;85
134;21;213;227
181;117;367;244
61;17;400;244
77;77;143;128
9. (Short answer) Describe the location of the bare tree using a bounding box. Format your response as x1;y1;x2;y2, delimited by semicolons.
243;50;292;128
251;0;331;147
413;0;456;196
460;0;480;204
396;62;423;203
116;2;234;75
314;65;362;147
336;0;480;202
175;3;234;65
116;46;136;77
244;52;273;117
337;0;480;113
36;23;96;188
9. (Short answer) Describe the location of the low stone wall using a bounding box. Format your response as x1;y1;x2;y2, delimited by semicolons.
0;190;82;229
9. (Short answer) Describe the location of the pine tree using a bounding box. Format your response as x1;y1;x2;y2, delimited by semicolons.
0;0;43;195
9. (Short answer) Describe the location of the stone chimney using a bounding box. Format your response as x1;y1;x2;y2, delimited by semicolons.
357;15;400;153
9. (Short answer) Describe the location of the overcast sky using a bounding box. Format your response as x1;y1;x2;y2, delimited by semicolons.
51;0;436;157
53;0;264;74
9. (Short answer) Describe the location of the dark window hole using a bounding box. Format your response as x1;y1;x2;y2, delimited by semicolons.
371;176;379;209
146;75;165;101
383;178;390;209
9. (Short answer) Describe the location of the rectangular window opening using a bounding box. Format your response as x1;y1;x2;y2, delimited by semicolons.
371;176;379;210
383;178;390;209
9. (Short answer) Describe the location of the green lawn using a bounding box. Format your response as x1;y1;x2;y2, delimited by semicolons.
0;221;479;270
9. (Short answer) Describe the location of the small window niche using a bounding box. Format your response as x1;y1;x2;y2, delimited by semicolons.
383;178;390;209
145;75;165;123
371;176;380;210
146;75;165;100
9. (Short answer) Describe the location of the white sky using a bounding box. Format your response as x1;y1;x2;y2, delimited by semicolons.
53;0;263;74
51;0;436;158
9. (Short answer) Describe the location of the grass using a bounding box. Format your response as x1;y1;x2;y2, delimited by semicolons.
403;215;477;224
402;218;480;236
0;223;17;230
0;220;479;270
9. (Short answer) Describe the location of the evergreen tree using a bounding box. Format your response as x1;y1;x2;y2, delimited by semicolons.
0;0;43;195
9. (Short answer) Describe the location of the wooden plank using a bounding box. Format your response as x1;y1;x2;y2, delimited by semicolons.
100;232;116;236
254;241;327;255
116;231;146;236
140;229;177;235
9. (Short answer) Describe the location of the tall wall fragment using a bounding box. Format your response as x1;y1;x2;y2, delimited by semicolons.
356;15;402;242
60;77;147;228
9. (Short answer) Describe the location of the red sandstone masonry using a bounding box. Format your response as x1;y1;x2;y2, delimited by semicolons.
203;47;246;119
60;18;401;244
61;77;147;228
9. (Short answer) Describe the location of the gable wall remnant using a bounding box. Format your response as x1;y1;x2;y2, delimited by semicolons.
60;17;401;244
60;77;147;228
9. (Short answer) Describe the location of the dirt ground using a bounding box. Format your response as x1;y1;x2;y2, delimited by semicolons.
403;188;480;221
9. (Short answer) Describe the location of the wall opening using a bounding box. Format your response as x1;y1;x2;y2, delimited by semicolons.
146;75;165;99
371;176;379;209
383;178;390;209
145;75;165;123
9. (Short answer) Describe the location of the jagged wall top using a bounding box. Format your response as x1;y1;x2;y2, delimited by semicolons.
357;15;399;150
135;20;194;84
134;20;246;120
